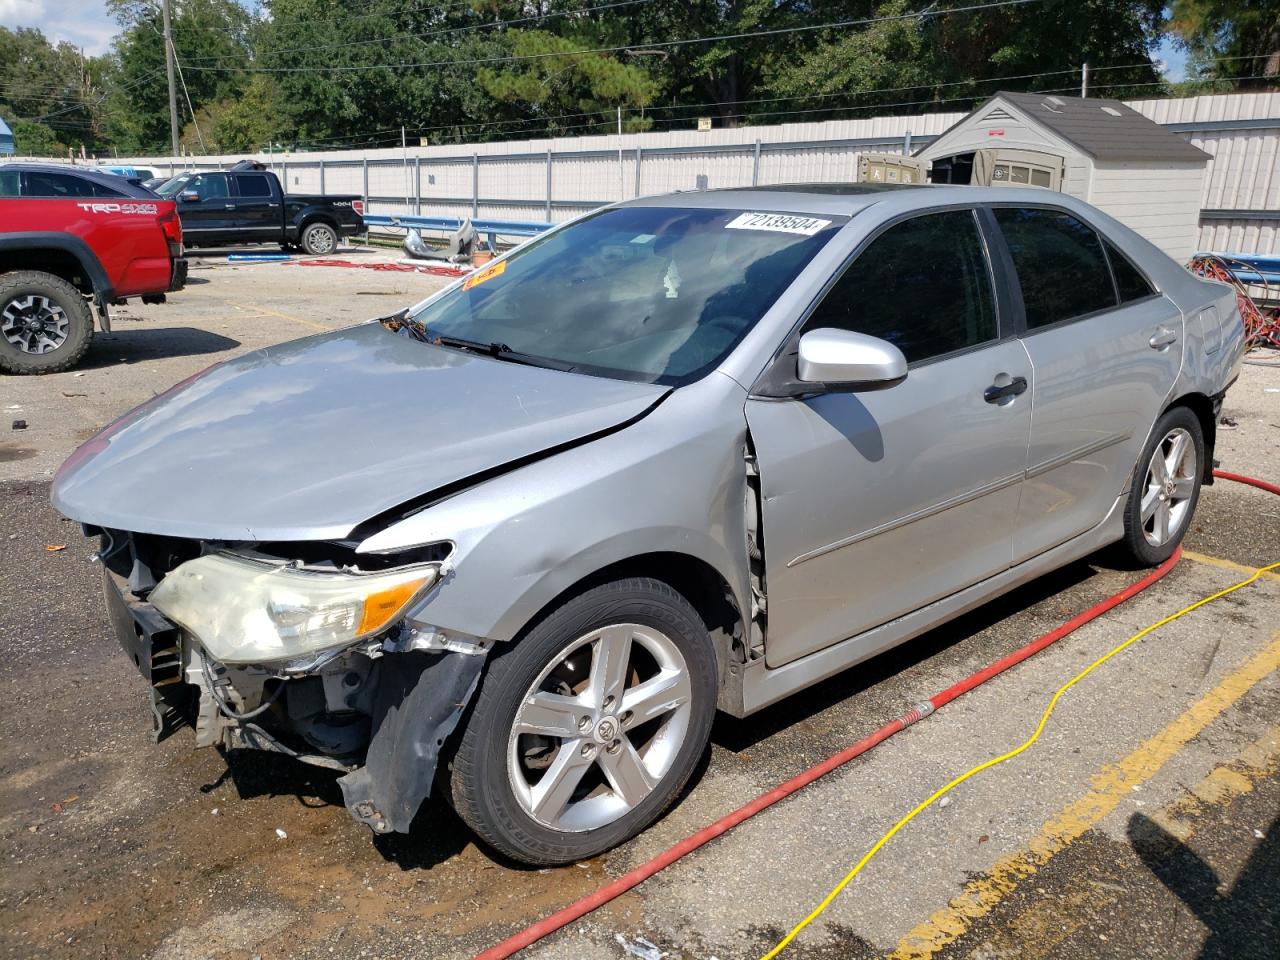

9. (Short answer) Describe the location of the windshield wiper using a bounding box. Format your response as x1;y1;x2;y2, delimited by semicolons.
429;334;576;372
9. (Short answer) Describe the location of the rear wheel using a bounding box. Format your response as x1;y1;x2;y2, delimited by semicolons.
1119;406;1204;565
300;221;338;256
447;578;717;865
0;270;94;374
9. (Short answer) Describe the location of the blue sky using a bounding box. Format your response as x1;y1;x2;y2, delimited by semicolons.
3;0;1189;79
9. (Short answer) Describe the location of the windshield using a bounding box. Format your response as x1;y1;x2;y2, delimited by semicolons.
154;173;194;197
408;205;845;385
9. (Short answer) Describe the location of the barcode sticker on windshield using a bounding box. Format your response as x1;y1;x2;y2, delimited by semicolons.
725;212;832;236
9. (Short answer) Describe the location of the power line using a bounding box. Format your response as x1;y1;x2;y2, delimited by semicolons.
183;0;1049;73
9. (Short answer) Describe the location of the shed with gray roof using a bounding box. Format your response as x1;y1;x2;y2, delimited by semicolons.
916;91;1211;260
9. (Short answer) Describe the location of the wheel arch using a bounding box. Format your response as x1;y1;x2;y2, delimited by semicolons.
506;551;746;680
0;233;111;301
1163;391;1217;485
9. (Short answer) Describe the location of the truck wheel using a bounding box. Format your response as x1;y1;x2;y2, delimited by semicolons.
447;578;717;866
0;271;94;375
300;222;338;256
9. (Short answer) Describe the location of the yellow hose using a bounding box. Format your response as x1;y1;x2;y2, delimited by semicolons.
761;559;1280;960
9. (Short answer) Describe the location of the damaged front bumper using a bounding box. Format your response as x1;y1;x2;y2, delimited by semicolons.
100;561;489;834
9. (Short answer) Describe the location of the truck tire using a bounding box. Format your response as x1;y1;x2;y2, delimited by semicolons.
0;270;94;375
300;221;338;256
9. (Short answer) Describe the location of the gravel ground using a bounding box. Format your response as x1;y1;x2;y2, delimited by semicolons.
0;253;1277;960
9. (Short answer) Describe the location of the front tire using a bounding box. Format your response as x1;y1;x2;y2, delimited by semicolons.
1119;406;1204;566
0;270;94;374
300;222;338;256
447;578;717;865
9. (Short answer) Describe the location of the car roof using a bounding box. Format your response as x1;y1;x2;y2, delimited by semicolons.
0;161;157;198
622;182;1111;216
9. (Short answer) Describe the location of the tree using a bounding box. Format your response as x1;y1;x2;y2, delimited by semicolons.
1167;1;1280;86
0;27;112;152
11;118;68;156
105;0;256;152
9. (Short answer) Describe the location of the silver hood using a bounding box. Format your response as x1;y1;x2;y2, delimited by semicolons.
52;323;667;541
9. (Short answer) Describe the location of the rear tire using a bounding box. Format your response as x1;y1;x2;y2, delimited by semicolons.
0;271;94;375
447;578;717;865
300;222;338;256
1119;406;1204;566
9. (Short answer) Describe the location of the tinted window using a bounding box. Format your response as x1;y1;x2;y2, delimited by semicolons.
411;206;844;385
22;171;125;198
994;208;1117;328
236;174;272;198
804;210;997;363
1105;240;1156;302
177;173;229;200
0;170;18;197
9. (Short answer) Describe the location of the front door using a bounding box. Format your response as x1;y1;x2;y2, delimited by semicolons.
989;206;1185;561
175;172;233;244
747;209;1033;668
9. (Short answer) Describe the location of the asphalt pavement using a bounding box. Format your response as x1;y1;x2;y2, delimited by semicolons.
0;253;1276;960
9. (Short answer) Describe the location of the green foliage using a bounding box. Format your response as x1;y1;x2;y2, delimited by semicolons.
1167;1;1280;86
0;1;1252;155
11;119;69;157
0;27;112;151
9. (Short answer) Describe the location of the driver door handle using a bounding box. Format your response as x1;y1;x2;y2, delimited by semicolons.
224;203;236;210
984;375;1028;404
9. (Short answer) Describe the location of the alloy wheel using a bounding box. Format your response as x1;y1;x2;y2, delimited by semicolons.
1140;426;1197;546
2;294;70;354
507;623;693;833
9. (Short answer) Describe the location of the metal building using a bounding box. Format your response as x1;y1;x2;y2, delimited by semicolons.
0;117;15;156
917;92;1212;261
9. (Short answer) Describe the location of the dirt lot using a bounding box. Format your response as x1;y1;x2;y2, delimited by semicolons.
1;251;1277;960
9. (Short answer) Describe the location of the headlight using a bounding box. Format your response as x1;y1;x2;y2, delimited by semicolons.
150;552;441;664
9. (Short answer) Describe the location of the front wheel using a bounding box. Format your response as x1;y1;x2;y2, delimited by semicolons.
0;270;94;374
447;578;717;865
1119;406;1204;566
300;222;338;256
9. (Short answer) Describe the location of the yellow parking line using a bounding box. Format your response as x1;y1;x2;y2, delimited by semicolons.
1183;549;1280;583
223;299;331;332
887;631;1280;960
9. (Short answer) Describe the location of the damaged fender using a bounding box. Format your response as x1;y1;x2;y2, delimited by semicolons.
339;648;488;833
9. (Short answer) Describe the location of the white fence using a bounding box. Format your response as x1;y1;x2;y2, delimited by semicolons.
78;92;1280;256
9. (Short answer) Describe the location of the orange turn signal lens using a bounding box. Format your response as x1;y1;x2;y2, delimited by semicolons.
358;576;430;635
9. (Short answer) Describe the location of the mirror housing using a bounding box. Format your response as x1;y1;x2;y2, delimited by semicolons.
180;190;200;203
796;328;907;390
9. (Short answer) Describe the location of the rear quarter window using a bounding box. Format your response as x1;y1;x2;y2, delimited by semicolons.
22;171;126;199
994;207;1118;329
1104;240;1157;302
0;170;18;197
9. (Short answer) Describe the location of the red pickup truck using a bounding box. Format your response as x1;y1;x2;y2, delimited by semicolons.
0;162;187;374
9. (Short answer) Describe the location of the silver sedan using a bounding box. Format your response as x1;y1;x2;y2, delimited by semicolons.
53;184;1245;865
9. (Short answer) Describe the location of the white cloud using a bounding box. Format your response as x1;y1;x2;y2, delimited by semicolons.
0;0;120;56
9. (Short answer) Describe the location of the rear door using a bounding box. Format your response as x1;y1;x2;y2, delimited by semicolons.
175;172;233;244
746;209;1033;668
230;172;281;241
989;206;1183;562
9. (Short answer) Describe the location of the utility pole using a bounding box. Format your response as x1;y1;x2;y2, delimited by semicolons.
1081;62;1089;98
161;0;180;156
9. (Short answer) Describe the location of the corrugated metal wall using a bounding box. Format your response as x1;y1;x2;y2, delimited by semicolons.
86;92;1280;255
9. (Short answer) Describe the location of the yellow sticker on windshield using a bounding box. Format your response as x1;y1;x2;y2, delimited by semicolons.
463;259;506;290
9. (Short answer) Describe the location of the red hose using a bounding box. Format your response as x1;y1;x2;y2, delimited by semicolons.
474;471;1276;960
1212;468;1280;496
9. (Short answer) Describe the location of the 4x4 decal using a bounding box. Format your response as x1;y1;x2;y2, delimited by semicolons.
75;202;159;215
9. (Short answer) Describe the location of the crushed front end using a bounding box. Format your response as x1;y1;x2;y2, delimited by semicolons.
92;526;489;834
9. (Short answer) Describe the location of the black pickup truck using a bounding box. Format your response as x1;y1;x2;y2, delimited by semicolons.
153;164;363;255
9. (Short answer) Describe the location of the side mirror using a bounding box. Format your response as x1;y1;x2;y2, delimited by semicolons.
180;190;200;203
797;328;907;389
